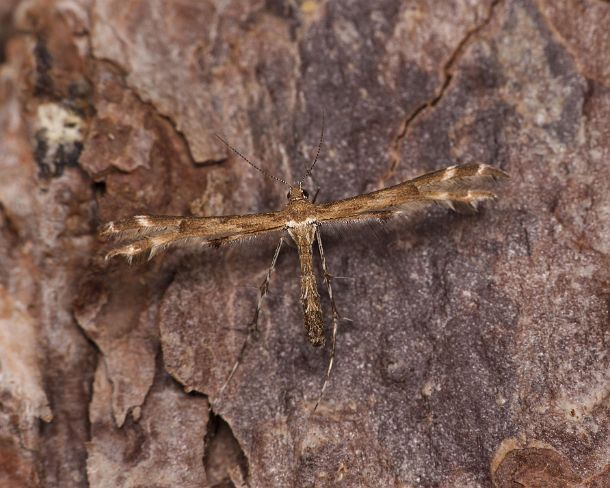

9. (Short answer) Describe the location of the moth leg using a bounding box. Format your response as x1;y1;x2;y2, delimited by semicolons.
313;227;340;412
218;237;284;397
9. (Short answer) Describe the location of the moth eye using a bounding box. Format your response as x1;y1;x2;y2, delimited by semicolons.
287;191;292;200
303;190;309;199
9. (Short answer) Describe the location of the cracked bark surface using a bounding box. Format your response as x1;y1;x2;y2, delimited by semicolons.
0;0;608;487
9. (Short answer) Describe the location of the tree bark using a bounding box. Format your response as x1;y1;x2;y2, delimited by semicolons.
0;0;608;487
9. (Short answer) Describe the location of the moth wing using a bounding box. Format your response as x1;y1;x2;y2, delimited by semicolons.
102;211;287;262
315;164;507;224
408;163;508;191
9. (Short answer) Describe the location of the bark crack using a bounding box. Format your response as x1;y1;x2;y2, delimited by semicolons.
383;0;503;185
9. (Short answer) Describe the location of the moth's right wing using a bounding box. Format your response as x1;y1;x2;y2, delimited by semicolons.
315;163;508;224
100;211;286;262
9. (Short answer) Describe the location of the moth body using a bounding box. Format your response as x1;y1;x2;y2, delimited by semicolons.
287;221;324;347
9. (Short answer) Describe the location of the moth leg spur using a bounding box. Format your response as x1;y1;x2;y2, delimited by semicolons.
218;237;285;396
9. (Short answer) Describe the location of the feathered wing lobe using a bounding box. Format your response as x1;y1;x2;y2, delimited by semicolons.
314;163;508;223
101;212;287;262
99;216;183;240
408;163;508;191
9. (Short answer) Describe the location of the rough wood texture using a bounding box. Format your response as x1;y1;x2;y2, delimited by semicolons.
0;1;608;487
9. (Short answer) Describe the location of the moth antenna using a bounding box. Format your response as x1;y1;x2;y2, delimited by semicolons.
300;110;325;185
215;134;290;187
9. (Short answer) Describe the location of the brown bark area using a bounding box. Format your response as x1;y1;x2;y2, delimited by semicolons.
0;0;608;487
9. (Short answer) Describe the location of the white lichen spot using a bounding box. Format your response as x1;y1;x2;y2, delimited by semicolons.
36;102;84;175
37;102;83;146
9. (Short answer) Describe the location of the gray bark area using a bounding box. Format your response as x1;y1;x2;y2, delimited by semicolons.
0;0;608;486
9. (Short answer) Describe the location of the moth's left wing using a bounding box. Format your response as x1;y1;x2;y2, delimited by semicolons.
315;163;508;223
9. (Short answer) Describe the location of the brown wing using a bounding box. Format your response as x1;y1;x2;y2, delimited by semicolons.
100;211;287;262
315;163;508;223
407;163;508;191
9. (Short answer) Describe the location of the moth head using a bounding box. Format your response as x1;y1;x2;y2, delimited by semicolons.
287;186;309;201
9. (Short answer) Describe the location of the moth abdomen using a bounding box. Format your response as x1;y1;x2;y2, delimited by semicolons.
303;286;325;347
288;223;326;347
